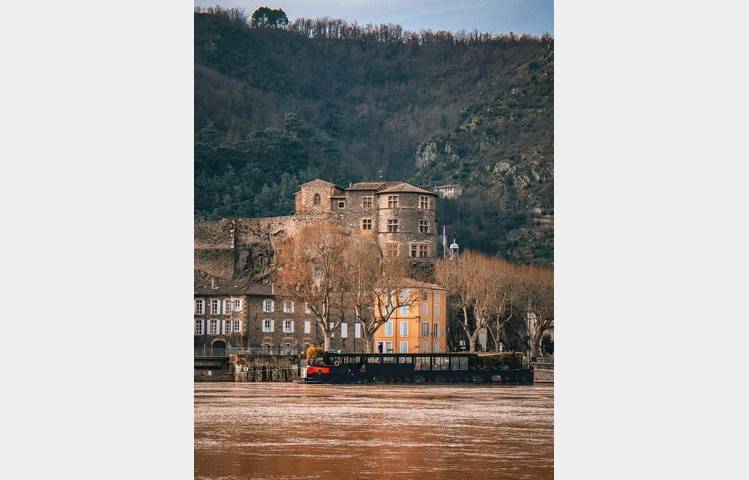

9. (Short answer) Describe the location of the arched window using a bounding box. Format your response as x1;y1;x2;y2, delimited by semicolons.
313;193;321;205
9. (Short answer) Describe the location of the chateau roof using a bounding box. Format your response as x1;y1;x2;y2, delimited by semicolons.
377;182;436;195
296;179;343;191
346;181;387;191
194;279;273;296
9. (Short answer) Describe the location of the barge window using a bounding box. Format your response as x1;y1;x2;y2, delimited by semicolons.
367;356;381;364
398;356;412;364
433;356;449;371
383;355;397;363
414;356;431;371
450;356;469;371
344;356;360;364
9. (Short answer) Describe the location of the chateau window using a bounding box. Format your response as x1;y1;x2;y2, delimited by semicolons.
195;319;203;335
195;299;204;315
399;341;409;353
337;200;345;208
400;304;409;316
313;193;321;205
385;320;393;337
304;321;311;334
387;219;399;232
409;244;417;257
209;320;219;335
419;244;429;257
210;299;220;315
223;300;232;314
362;196;373;209
233;299;242;312
263;299;274;313
355;322;361;338
400;321;409;336
385;341;393;353
419;220;429;233
387;195;399;208
341;323;348;338
422;322;429;337
282;320;294;333
419;196;430;209
262;319;274;332
283;301;294;314
233;320;241;333
386;243;399;257
361;218;372;230
433;323;440;336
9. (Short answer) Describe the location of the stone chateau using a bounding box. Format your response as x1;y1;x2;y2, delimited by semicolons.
195;179;439;281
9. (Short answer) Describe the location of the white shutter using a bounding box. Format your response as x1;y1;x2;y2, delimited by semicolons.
201;319;205;336
221;320;226;334
237;320;242;334
270;320;275;332
290;321;295;333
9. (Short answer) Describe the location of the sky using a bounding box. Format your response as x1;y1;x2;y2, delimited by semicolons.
194;0;554;36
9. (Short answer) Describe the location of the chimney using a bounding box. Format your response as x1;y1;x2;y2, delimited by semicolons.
210;278;217;290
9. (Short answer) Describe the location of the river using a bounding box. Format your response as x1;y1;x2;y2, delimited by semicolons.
195;383;553;480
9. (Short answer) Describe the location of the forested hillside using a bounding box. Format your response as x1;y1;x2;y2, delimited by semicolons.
195;7;553;264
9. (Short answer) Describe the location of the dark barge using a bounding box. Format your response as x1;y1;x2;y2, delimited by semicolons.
301;352;533;384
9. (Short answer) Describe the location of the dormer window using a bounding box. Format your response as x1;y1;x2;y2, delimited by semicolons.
313;193;321;206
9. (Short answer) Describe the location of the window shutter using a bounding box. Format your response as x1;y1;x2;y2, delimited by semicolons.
201;319;205;336
236;299;242;311
221;320;226;334
270;320;275;332
290;321;295;333
237;320;242;334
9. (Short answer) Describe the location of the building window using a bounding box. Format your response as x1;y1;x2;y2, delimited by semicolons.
421;342;429;353
355;322;361;338
233;299;242;312
329;321;335;338
224;300;233;314
433;342;441;353
385;320;393;337
263;299;274;313
419;220;429;233
433;323;440;336
400;304;409;316
419;244;429;258
313;193;321;205
209;320;218;335
341;323;348;338
399;341;409;353
419;196;430;209
386;243;399;257
283;301;294;314
400;321;409;336
304;321;311;334
422;322;429;337
421;301;428;316
435;301;441;316
387;219;399;232
262;319;273;332
362;196;372;209
233;320;241;333
409;244;417;257
195;299;204;315
337;200;345;208
210;299;219;315
387;195;399;208
283;320;294;333
195;320;203;335
361;218;372;230
385;341;393;353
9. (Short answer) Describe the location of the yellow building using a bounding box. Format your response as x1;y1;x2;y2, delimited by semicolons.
372;279;447;354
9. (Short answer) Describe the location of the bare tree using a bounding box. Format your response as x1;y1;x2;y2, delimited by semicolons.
516;264;554;358
274;223;349;351
341;239;418;352
486;260;517;352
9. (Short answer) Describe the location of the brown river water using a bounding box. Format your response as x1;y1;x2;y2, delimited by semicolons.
195;383;553;480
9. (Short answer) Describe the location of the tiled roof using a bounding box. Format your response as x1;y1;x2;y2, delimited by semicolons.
377;182;436;195
194;279;273;296
398;278;444;290
296;179;343;190
346;182;386;191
